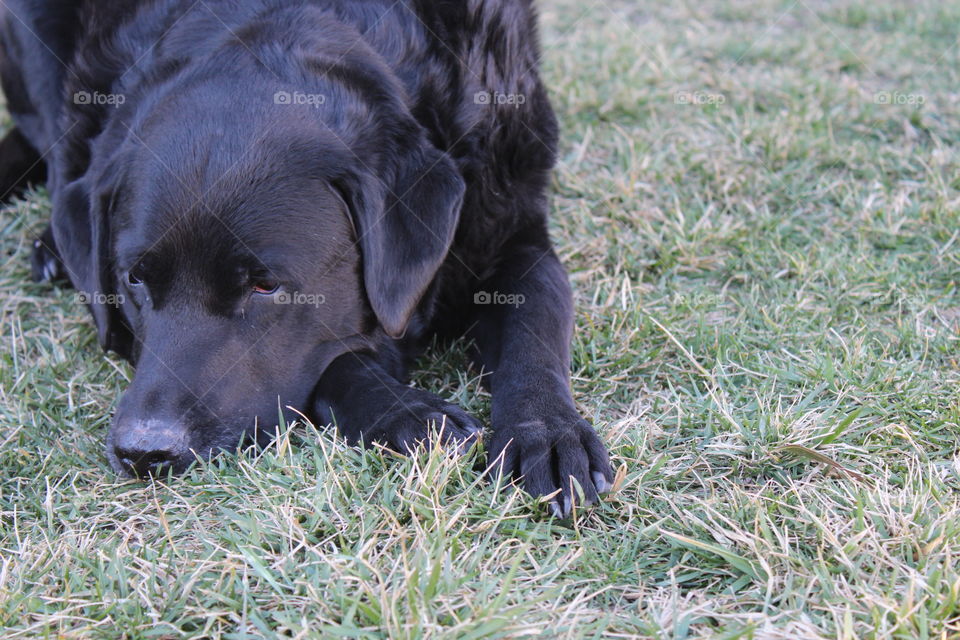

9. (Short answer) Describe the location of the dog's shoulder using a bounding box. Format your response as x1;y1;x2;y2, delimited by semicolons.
421;0;559;245
393;0;558;202
408;0;555;139
399;1;562;316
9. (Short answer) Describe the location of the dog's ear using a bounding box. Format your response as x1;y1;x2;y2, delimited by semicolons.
50;177;134;358
342;141;465;337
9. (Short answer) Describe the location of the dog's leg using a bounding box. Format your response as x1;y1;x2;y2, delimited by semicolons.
468;240;613;517
30;223;68;283
0;127;46;203
313;351;483;454
0;128;66;283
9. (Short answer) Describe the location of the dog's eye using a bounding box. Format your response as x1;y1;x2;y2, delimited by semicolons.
251;280;279;295
127;269;144;286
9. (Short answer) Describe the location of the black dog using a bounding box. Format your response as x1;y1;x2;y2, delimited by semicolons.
0;0;612;515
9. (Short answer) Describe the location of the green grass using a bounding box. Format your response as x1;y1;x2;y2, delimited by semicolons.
2;0;959;637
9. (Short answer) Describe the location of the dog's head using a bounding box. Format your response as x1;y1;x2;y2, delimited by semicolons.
51;19;464;476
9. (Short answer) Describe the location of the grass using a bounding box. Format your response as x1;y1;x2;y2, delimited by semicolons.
1;0;959;637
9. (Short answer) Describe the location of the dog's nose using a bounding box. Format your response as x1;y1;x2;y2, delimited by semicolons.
112;419;191;478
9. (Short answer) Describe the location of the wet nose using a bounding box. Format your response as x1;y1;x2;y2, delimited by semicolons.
112;419;191;478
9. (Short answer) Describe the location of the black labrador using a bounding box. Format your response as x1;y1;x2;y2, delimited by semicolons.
0;0;613;516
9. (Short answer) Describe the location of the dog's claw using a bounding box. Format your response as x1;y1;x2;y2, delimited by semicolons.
549;500;563;518
447;425;482;456
592;471;611;494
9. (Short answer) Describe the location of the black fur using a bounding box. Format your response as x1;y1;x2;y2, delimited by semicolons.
0;0;613;516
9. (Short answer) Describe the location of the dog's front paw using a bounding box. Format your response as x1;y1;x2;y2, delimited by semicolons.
342;388;484;455
30;225;67;283
488;411;613;517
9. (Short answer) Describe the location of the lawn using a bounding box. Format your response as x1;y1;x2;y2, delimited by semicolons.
1;0;959;638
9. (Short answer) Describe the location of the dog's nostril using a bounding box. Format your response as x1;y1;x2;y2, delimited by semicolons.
116;447;176;478
144;452;169;469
